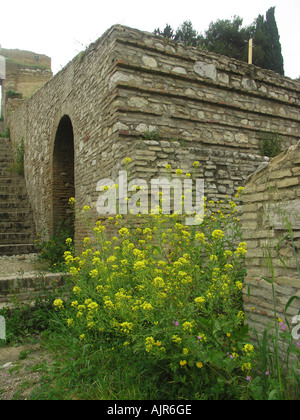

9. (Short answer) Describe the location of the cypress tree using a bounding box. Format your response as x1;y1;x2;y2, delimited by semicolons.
253;7;284;75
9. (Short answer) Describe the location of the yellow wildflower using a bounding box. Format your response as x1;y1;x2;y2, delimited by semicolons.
195;232;206;242
119;228;130;236
107;255;117;264
120;322;133;334
235;281;243;290
242;363;252;372
243;344;255;354
172;335;182;344
182;322;194;332
53;299;64;310
73;286;81;295
212;229;225;240
194;296;205;304
134;261;147;270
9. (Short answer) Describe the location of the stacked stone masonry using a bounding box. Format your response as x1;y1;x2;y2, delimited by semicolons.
8;25;300;245
242;142;300;356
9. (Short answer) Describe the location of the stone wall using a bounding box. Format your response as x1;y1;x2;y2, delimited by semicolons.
8;25;300;245
1;48;52;122
242;142;300;355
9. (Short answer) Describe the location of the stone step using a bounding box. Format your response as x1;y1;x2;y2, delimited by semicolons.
0;232;35;245
0;185;26;194
0;157;13;164
0;271;67;309
0;146;12;155
0;141;11;149
0;221;35;231
0;176;26;184
0;169;23;177
0;201;31;209
0;137;37;256
0;211;33;222
0;193;28;202
0;243;37;256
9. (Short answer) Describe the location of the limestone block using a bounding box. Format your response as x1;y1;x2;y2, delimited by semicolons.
193;61;217;81
129;97;149;109
142;56;158;68
172;67;187;75
241;78;257;91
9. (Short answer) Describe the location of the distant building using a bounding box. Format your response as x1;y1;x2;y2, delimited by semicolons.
0;48;52;122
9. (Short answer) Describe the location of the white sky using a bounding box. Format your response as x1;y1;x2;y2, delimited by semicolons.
0;0;299;79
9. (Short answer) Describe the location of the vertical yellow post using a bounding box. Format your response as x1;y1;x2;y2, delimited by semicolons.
248;38;253;65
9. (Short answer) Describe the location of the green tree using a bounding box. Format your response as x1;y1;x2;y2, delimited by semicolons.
153;24;175;40
154;21;199;46
152;7;285;75
174;20;200;47
253;7;284;75
199;16;254;61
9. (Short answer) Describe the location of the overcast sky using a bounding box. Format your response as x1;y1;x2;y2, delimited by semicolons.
0;0;299;79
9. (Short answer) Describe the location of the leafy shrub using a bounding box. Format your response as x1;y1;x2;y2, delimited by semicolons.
258;132;283;158
35;218;74;271
51;190;267;399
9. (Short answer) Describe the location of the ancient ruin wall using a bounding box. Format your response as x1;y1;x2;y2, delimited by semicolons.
9;25;300;244
242;142;300;357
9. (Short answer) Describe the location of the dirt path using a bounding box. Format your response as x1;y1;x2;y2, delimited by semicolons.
0;254;61;399
0;343;53;400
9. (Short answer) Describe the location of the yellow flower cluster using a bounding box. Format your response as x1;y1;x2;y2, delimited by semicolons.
53;299;64;310
235;242;247;257
120;322;134;334
58;188;250;380
212;229;225;240
194;296;205;305
145;336;165;353
243;344;255;354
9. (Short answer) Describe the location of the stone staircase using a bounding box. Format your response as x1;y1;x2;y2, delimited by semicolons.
0;137;36;256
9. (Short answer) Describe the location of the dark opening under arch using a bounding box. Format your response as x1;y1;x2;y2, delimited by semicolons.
52;115;75;237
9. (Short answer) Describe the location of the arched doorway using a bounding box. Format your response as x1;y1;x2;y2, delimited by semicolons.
52;115;75;237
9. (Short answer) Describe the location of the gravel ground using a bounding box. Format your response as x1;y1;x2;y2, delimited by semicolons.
0;343;53;400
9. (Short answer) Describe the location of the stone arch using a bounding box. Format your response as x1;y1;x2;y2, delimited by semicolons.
52;114;75;237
